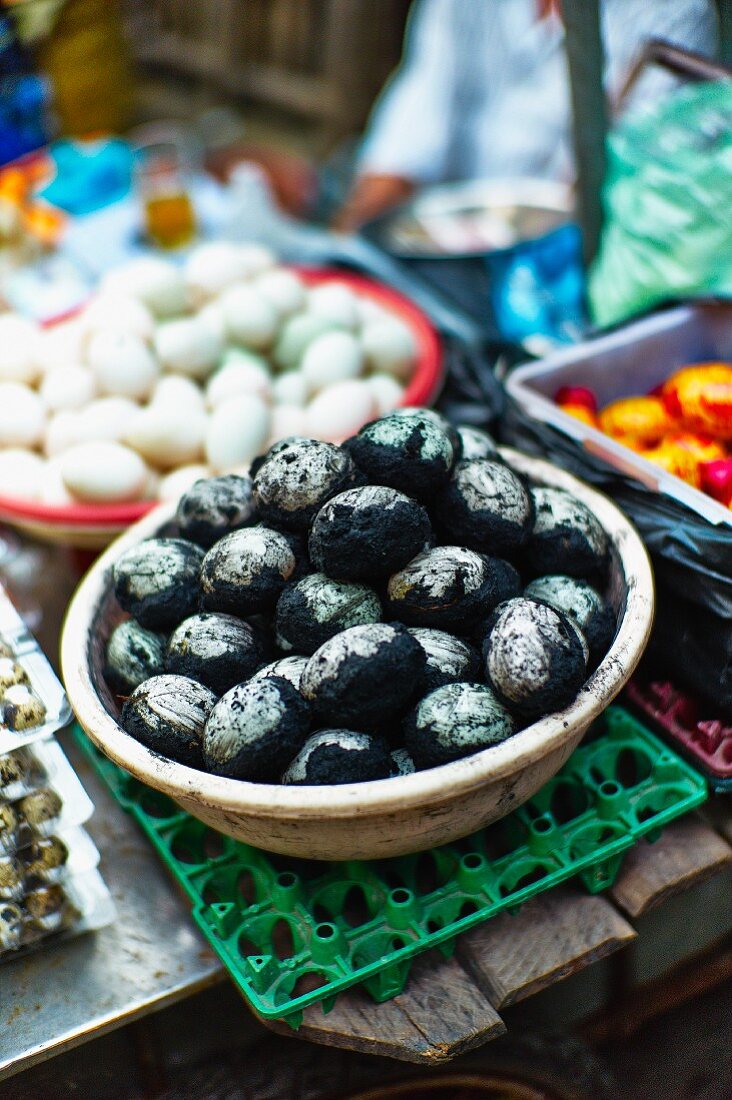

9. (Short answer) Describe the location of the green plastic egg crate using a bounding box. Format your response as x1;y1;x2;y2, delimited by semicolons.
76;706;706;1026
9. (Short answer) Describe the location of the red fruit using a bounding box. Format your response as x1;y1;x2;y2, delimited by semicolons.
555;385;597;413
700;458;732;504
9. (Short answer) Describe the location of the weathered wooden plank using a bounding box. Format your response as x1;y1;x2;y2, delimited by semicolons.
262;953;504;1064
609;815;732;918
456;886;636;1008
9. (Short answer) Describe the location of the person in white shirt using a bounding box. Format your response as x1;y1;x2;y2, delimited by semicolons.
335;0;717;230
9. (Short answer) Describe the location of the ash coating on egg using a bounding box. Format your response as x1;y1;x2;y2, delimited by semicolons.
176;474;256;548
17;789;62;829
524;575;615;665
276;573;382;655
387;546;519;633
345;411;456;501
524;488;608;580
436;459;534;554
391;406;463;457
390;747;416;776
165;612;263;695
282;730;392;785
105;620;166;696
121;674;217;767
407;628;481;693
113;538;204;630
2;685;46;731
201;526;296;615
252;438;358;530
300;623;426;731
309;485;432;581
482;597;587;719
456;425;499;461
250;655;308;691
405;682;517;768
203;675;310;781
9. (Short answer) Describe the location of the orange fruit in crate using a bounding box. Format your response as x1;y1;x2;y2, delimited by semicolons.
598;395;674;449
641;438;702;488
662;362;732;438
559;403;599;428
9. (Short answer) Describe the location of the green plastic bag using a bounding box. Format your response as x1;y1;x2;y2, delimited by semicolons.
589;81;732;327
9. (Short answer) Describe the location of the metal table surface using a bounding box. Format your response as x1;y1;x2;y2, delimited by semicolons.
0;732;225;1082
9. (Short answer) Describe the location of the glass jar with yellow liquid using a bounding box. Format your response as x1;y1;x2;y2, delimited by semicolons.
132;124;198;250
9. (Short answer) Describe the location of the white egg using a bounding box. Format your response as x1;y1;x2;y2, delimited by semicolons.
197;298;227;343
100;257;188;318
157;463;210;501
307;283;359;329
253;269;306;318
87;330;159;400
39;457;76;505
150;375;206;414
185;241;262;304
300;330;363;394
235;243;276;278
206;357;272;408
76;397;140;444
355;296;389;327
59;441;150;503
272;312;334;370
366;372;405;415
143;468;161;500
0;384;45;447
268;404;307;445
123;405;207;469
0;315;41;385
220;285;278;350
271;370;308;407
0;449;46;500
205;394;270;473
154;317;223;380
304;380;377;441
44;410;82;457
40;365;96;412
81;294;155;342
36;320;86;375
361;316;417;381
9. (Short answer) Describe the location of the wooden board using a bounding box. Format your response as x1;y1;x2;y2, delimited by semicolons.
456;886;636;1008
609;815;732;918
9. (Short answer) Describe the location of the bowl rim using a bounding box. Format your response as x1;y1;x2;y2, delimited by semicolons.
61;448;654;821
0;267;443;531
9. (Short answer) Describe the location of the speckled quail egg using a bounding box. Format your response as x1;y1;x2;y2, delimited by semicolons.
86;330;159;401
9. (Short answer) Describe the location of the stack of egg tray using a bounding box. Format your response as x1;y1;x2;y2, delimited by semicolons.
627;680;732;793
76;706;706;1027
0;587;115;958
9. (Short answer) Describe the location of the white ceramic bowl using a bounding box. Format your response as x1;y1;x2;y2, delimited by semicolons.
61;449;654;860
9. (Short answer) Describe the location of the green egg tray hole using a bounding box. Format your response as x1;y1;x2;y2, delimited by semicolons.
76;706;706;1027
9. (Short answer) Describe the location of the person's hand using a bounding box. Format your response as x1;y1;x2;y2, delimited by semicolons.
332;173;416;233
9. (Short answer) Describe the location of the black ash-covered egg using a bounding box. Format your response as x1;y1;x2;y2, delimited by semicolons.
113;538;204;630
524;575;615;665
105;620;166;696
435;459;534;554
391;406;462;457
345;410;456;501
201;526;296;616
165;612;263;695
203;676;310;781
250;655;308;691
387;547;520;633
405;682;516;768
176;474;256;548
282;729;392;785
390;747;416;776
456;425;499;462
482;597;587;720
121;673;217;767
309;485;432;581
276;573;382;655
524;488;608;579
252;438;357;531
407;628;481;693
300;623;425;732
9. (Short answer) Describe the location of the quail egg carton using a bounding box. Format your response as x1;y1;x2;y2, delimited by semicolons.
0;826;101;902
0;867;115;960
0;587;71;753
76;708;706;1025
0;738;95;856
626;679;732;791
